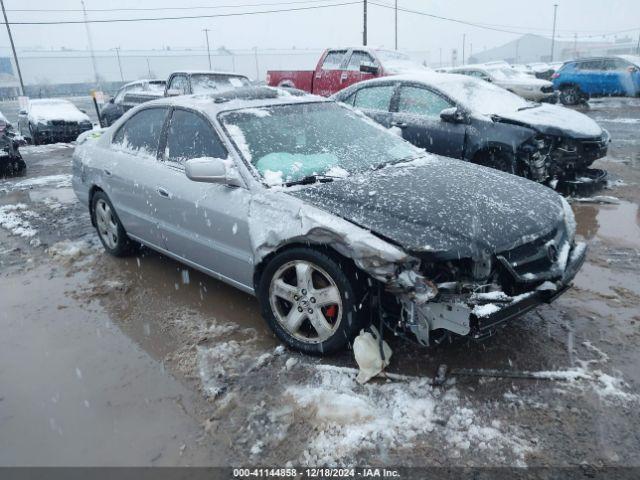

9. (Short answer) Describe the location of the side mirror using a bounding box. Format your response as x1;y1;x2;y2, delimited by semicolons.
440;107;466;123
360;63;380;75
80;109;87;114
109;98;115;104
185;157;243;187
166;88;181;97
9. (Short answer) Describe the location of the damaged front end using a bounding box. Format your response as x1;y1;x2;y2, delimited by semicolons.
378;199;587;346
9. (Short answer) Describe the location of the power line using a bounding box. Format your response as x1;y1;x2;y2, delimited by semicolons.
370;0;640;39
6;1;361;25
7;0;336;13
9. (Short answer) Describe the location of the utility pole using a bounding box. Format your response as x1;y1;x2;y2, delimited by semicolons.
439;48;442;68
81;0;100;87
636;31;640;55
363;0;367;46
146;57;152;78
550;4;558;62
394;0;398;50
0;0;24;95
573;33;578;58
203;28;212;70
253;47;260;80
114;47;124;82
462;34;466;65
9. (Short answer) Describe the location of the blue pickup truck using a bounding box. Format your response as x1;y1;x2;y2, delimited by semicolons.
552;55;640;105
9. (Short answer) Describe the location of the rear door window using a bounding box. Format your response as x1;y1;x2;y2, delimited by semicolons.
397;86;452;118
164;109;227;167
168;75;188;94
321;50;347;70
112;107;168;157
346;51;376;71
353;85;395;111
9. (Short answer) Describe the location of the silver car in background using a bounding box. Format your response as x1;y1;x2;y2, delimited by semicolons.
72;87;586;355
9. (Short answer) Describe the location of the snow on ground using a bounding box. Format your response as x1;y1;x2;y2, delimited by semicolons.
18;143;74;155
286;365;534;466
47;237;101;264
0;203;39;240
594;117;640;124
12;174;72;190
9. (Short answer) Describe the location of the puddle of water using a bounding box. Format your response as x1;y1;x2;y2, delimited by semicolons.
0;264;222;466
29;187;76;205
97;248;277;359
574;200;640;249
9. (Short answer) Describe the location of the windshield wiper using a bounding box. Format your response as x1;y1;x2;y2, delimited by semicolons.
373;154;424;170
284;174;337;187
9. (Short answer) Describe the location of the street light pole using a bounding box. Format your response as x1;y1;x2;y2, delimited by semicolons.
0;0;25;95
81;0;100;87
363;0;367;46
114;47;124;82
550;4;558;62
462;34;466;66
203;28;212;70
394;0;398;50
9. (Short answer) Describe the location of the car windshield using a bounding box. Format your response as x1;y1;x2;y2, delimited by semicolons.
435;77;530;115
191;74;250;93
220;102;421;185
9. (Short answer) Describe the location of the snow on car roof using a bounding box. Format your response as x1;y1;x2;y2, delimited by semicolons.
142;86;325;116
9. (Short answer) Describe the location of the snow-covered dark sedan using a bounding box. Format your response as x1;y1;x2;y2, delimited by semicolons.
72;87;586;355
332;73;610;183
18;99;93;145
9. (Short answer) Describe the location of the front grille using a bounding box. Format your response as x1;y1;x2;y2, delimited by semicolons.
581;137;607;153
496;226;566;284
50;120;78;127
541;85;554;93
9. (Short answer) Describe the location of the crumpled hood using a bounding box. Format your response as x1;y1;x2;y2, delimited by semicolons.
287;156;565;261
493;103;603;139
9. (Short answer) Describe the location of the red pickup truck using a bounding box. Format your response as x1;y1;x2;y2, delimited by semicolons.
266;47;428;96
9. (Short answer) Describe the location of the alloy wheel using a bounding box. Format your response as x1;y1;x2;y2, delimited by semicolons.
95;199;119;249
268;260;343;344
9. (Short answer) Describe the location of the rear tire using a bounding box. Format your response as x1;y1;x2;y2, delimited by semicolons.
91;191;133;257
257;248;368;355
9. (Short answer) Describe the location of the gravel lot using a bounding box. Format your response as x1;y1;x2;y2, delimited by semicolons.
1;97;639;468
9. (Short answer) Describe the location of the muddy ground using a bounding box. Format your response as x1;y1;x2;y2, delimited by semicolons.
0;97;639;468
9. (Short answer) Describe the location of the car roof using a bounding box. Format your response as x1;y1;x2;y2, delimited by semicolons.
170;70;250;78
141;86;324;117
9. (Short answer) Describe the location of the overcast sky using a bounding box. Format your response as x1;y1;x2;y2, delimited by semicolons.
3;0;639;57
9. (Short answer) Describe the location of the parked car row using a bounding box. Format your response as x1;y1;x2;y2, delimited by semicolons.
72;86;587;355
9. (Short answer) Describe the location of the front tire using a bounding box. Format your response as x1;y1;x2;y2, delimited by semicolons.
257;248;367;355
91;191;133;257
559;85;586;105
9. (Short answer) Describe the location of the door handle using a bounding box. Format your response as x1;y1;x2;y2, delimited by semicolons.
340;72;348;82
104;169;112;176
391;121;408;128
156;187;172;199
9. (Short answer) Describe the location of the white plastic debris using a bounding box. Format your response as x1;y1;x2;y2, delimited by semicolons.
353;325;392;384
285;357;298;371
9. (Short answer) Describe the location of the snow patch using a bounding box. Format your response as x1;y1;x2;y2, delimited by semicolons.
0;204;38;239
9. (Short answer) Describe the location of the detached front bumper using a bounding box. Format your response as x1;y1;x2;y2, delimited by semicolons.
407;242;587;345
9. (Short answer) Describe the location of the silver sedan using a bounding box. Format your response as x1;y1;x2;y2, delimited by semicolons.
73;87;586;355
